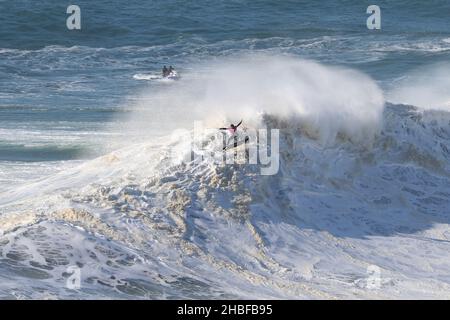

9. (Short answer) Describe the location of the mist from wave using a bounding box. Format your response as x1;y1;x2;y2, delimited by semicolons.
388;62;450;111
121;54;384;148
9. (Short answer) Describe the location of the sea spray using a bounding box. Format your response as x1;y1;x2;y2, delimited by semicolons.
389;62;450;111
121;54;385;147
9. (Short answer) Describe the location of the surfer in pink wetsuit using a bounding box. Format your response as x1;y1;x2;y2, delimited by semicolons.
219;120;242;134
219;120;242;150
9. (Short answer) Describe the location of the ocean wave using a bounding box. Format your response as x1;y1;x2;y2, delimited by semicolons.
1;102;450;299
123;54;385;145
2;35;449;86
2;57;450;299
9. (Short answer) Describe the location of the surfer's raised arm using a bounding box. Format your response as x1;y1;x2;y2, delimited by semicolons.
235;120;243;128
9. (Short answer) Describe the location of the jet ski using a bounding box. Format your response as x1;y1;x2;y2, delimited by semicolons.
165;70;180;80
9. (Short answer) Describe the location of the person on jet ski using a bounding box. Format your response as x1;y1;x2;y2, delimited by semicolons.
162;65;169;77
169;66;174;74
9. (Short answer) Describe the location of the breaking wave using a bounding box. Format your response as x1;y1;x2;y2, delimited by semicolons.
1;56;450;299
123;55;385;145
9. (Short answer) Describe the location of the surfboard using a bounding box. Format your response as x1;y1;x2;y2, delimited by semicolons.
223;136;250;151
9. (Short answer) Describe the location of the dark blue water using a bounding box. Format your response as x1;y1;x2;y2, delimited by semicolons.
0;0;449;182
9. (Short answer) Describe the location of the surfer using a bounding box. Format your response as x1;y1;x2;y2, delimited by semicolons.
220;120;243;150
220;120;242;135
219;120;242;135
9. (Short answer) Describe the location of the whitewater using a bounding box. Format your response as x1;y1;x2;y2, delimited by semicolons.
1;55;450;299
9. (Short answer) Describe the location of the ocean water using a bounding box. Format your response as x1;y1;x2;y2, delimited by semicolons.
1;0;450;167
1;0;450;299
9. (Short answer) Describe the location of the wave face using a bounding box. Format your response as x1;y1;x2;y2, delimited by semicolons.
1;57;450;299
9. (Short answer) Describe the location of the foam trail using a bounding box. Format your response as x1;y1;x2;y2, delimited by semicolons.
388;63;450;111
121;54;385;145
